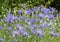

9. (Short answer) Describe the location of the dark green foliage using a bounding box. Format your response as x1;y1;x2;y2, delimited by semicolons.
0;0;54;9
0;0;60;18
49;0;60;11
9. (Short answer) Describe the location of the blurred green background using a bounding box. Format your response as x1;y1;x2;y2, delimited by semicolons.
0;0;54;8
0;0;60;18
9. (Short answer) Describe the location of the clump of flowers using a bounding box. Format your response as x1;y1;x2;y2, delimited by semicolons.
0;4;60;42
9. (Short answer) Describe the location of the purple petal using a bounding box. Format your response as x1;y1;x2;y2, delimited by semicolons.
18;10;22;14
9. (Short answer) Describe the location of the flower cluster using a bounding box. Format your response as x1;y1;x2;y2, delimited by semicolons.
0;4;60;42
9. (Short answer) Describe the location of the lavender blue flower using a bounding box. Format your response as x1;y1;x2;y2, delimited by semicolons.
0;26;3;29
18;29;24;34
56;14;60;16
33;6;38;9
32;8;37;12
18;10;22;14
31;30;36;34
44;8;50;15
12;16;18;20
36;29;43;37
19;25;24;30
38;14;45;18
23;32;29;37
40;23;45;28
16;24;20;28
31;19;37;23
2;18;6;22
40;4;44;7
6;12;13;22
7;12;13;19
0;38;3;40
40;8;45;13
25;18;31;22
54;33;59;37
27;21;33;25
32;24;37;28
20;16;24;19
7;27;12;30
49;31;54;36
26;9;32;14
16;24;24;31
0;38;2;42
45;23;50;28
14;39;17;42
10;20;14;24
48;14;54;19
12;31;19;37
